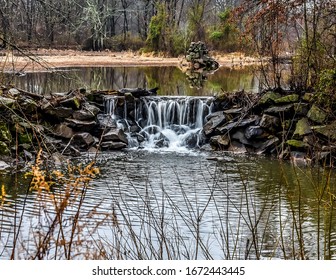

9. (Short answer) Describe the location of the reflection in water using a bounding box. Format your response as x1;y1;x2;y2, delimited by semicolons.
1;151;336;259
4;66;261;96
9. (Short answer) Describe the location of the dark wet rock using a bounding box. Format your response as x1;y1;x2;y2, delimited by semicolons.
231;129;250;145
65;118;97;130
259;114;280;132
256;137;280;154
70;103;99;121
224;108;243;114
97;114;118;128
264;104;294;115
244;126;268;140
83;103;100;115
46;106;74;119
294;103;310;116
203;111;226;136
210;135;230;148
102;128;128;144
0;96;16;109
216;115;259;134
60;96;82;109
54;123;75;139
100;141;127;150
73;132;95;147
293;118;312;138
307;105;327;124
184;132;199;148
228;141;247;154
154;133;169;148
18;97;38;114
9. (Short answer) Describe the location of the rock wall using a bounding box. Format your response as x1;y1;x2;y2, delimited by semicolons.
0;86;128;168
204;90;335;166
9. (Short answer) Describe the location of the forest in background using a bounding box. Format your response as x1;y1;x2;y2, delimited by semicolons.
0;0;335;98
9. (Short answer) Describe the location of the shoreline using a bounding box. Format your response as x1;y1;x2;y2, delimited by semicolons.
0;49;262;72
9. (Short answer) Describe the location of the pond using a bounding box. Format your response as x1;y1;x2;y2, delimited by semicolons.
1;150;336;260
0;66;335;260
2;65;261;95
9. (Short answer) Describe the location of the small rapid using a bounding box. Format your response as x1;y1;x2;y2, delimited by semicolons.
104;96;214;151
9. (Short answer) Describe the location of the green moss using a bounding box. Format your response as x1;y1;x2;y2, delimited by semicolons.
259;92;281;106
293;118;312;138
0;141;10;155
307;104;327;124
286;139;308;149
19;133;32;144
0;123;12;142
274;94;299;104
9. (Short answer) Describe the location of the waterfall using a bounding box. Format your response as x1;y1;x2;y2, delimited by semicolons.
104;96;213;151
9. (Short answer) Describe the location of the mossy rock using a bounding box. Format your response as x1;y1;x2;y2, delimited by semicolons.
312;122;336;141
0;96;16;109
293;118;312;138
0;141;10;156
19;133;33;144
259;92;281;106
274;94;299;104
0;123;12;142
294;103;310;116
286;139;308;149
307;105;327;124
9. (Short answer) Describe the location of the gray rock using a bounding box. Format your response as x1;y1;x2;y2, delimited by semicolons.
0;160;10;170
293;118;312;138
203;111;226;136
256;137;280;154
97;114;117;128
264;104;294;115
73;132;95;147
0;96;16;109
210;134;230;148
307;105;327;124
216;116;259;134
54;124;74;139
46;106;74;119
103;128;128;144
245;126;267;140
231;130;250;145
228;141;247;154
260;114;280;132
65;118;97;130
72;109;95;120
100;141;127;150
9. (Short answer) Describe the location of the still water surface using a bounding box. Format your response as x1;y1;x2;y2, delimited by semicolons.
3;66;261;95
1;150;336;259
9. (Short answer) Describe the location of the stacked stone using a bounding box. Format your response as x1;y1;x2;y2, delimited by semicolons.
185;41;219;71
202;90;336;166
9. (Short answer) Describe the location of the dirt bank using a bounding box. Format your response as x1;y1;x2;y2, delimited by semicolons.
0;49;261;72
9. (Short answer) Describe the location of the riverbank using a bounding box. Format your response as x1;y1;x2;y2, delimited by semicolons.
0;49;261;72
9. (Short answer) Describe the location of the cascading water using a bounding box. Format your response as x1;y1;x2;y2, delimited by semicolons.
104;96;214;151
